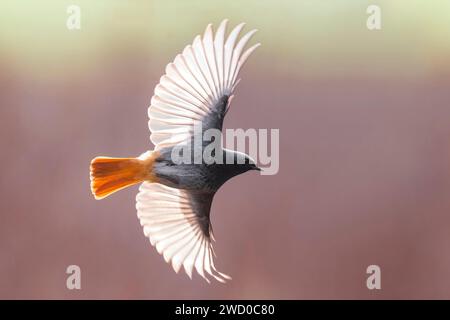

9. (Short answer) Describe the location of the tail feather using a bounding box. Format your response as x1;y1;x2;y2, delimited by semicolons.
90;152;157;200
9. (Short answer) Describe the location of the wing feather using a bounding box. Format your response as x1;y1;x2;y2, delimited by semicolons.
214;19;227;93
136;182;230;282
148;20;259;150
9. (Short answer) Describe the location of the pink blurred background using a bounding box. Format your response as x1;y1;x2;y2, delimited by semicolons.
1;0;450;299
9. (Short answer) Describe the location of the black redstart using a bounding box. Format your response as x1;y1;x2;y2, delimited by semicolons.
90;20;260;282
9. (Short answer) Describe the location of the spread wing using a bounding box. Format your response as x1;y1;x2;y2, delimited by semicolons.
136;182;231;283
148;19;260;150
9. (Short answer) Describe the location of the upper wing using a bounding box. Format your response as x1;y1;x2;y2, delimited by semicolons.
148;19;260;150
136;182;231;283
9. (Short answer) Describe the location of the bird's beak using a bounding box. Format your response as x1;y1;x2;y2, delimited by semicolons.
253;166;262;171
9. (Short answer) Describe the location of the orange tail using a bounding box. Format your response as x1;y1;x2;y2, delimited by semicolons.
90;151;158;200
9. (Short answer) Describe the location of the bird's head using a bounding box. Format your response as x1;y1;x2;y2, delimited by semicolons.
231;151;261;173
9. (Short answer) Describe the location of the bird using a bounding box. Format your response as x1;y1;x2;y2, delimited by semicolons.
89;19;261;283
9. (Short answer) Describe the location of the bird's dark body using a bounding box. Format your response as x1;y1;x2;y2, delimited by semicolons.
152;95;253;194
150;95;257;237
153;148;249;192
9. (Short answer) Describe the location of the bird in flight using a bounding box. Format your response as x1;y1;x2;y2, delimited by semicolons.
90;20;260;283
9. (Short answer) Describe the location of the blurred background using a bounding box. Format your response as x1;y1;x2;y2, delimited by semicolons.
1;0;450;299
